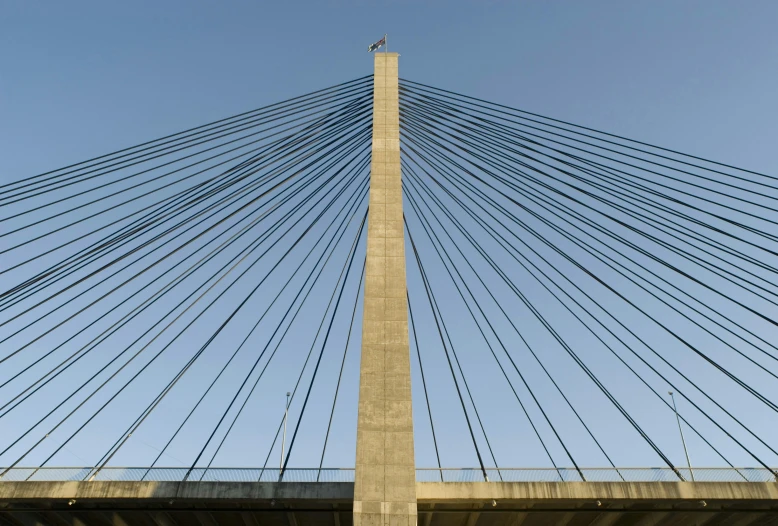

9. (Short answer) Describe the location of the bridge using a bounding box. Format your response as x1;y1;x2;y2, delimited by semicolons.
1;52;777;525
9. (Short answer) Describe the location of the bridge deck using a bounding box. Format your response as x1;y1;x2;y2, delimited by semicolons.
1;480;776;525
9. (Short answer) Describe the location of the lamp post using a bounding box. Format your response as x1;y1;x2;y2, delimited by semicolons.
668;391;694;481
281;392;291;473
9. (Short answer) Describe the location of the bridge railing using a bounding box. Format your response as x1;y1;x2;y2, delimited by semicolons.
0;468;355;483
1;467;775;483
415;467;778;483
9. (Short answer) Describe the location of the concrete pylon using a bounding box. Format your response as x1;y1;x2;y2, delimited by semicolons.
353;52;417;526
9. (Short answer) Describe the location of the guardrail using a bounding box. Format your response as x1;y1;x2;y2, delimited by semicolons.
415;467;778;483
0;467;774;483
0;468;354;483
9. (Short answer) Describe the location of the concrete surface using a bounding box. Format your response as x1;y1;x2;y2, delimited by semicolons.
1;481;776;525
353;51;416;526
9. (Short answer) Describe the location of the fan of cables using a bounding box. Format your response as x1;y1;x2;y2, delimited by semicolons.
0;75;372;480
400;79;778;481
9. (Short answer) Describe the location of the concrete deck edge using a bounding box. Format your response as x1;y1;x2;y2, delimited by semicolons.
416;481;778;502
1;481;776;504
0;481;355;502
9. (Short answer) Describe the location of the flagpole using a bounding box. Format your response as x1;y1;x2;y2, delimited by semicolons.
385;34;388;53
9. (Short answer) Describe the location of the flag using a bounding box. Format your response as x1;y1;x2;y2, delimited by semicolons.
367;35;386;53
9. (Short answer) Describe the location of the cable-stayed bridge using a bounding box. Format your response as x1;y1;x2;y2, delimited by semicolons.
1;54;777;525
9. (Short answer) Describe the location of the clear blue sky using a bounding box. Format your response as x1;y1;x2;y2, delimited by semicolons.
1;1;777;474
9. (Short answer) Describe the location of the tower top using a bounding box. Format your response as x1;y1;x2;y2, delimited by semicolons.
374;52;399;68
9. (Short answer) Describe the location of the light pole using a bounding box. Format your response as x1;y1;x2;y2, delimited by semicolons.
668;391;693;481
281;392;291;473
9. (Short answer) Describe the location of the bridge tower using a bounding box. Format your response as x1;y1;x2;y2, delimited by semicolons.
353;52;417;526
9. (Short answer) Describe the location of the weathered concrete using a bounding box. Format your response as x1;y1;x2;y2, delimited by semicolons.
0;481;353;502
1;481;777;525
415;481;778;502
0;481;354;526
4;480;775;503
416;481;778;525
353;52;416;526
